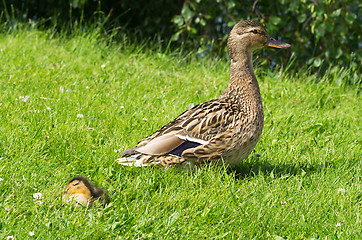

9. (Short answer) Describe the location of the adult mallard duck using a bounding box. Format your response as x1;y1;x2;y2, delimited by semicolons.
117;20;290;170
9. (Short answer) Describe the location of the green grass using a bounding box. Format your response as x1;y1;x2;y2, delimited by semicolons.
0;30;360;239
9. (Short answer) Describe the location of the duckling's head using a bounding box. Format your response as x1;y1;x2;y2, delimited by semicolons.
227;20;290;61
62;176;109;208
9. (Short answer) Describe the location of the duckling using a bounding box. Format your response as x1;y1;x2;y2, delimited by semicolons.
117;20;290;170
62;176;109;207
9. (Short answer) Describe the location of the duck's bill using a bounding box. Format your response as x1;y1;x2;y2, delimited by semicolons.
267;39;291;48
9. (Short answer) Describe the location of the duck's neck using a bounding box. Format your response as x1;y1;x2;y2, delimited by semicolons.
221;52;262;105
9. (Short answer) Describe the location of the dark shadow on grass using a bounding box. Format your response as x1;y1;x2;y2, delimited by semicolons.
230;155;331;180
114;153;333;181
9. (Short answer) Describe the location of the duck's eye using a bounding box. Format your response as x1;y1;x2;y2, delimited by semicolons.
250;29;258;34
72;182;79;187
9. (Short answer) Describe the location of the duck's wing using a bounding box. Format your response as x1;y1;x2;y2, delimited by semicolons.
118;99;237;163
135;99;226;147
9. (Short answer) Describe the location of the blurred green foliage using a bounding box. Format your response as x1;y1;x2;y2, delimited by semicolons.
1;0;361;75
172;0;361;75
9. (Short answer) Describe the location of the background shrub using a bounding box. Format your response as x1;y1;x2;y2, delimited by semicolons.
171;0;361;75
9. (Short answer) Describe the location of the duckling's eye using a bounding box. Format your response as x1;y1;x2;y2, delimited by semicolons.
72;182;79;187
250;29;258;34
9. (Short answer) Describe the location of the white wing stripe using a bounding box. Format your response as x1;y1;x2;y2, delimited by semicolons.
175;134;208;145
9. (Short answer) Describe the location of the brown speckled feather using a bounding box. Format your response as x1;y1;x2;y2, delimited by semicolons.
137;99;234;146
117;20;290;169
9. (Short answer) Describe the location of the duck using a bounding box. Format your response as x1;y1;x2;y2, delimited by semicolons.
117;20;290;170
62;176;109;207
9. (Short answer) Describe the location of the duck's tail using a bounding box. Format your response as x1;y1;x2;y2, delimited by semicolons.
116;155;151;167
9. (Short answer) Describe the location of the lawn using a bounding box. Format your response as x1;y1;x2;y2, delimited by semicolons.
0;30;360;239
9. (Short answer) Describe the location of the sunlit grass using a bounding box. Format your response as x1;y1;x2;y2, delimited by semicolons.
0;30;360;239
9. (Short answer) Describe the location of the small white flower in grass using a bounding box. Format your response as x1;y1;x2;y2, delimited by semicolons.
280;201;287;205
85;86;89;89
7;236;14;240
29;231;35;236
101;64;106;68
60;86;64;93
36;201;42;205
338;188;345;195
5;207;11;212
19;95;30;102
114;149;118;153
33;192;43;200
46;106;51;111
0;177;3;181
45;135;49;139
34;110;40;113
77;114;84;118
120;105;124;109
142;118;148;121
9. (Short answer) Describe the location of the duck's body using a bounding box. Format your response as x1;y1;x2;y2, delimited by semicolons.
117;20;290;170
62;176;109;207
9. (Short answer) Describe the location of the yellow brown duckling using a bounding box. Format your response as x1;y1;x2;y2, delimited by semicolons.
117;20;290;170
62;176;109;207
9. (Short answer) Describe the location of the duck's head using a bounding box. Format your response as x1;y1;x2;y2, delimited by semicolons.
227;20;290;61
62;176;109;207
